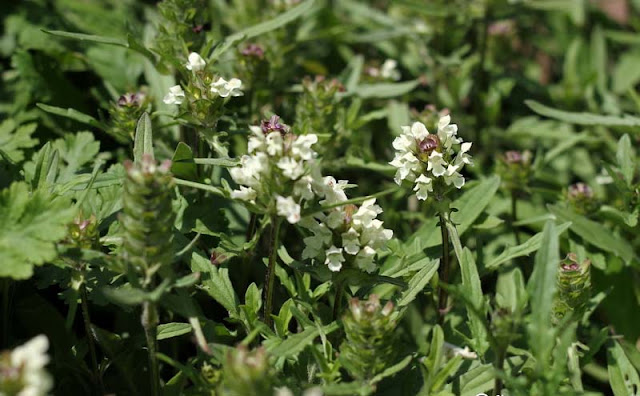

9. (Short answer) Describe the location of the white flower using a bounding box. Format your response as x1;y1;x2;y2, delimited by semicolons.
265;132;284;156
360;219;393;249
427;151;447;177
10;335;53;396
229;153;268;188
454;142;473;168
444;164;465;188
325;245;345;272
390;152;420;184
326;209;345;229
320;176;349;204
276;195;301;224
211;77;243;98
341;227;360;255
248;126;265;153
353;198;383;228
413;174;433;200
437;115;461;150
443;342;477;359
163;85;185;105
380;59;401;81
230;186;257;201
277;157;304;180
185;52;206;72
294;175;315;200
291;134;318;160
354;246;376;273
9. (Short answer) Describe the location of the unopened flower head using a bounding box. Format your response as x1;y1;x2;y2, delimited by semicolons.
241;43;265;59
0;335;53;396
390;114;472;200
117;92;146;107
185;52;206;72
566;182;597;214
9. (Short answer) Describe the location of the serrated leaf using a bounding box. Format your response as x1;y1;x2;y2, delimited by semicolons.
0;182;76;279
608;341;640;396
53;132;101;182
548;205;635;263
157;323;192;340
190;252;240;317
134;112;153;163
526;100;640;127
0;119;38;163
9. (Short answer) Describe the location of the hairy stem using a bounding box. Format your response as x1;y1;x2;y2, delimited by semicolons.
263;217;282;327
142;301;160;396
80;283;105;394
437;213;451;324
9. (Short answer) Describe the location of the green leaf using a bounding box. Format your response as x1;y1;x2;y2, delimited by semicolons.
268;322;339;359
616;134;635;186
486;222;571;269
496;268;527;314
0;182;76;279
354;80;420;99
457;248;489;355
0;119;38;163
190;252;240;317
548;205;635;264
133;112;153;163
396;258;439;307
613;51;640;94
450;176;501;235
527;220;559;369
525;100;640;127
36;103;108;130
157;322;193;340
608;341;640;396
53;132;101;182
370;355;413;384
170;143;197;180
42;29;128;46
240;0;316;39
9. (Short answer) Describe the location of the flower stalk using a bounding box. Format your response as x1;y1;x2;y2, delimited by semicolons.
263;216;282;327
437;212;451;323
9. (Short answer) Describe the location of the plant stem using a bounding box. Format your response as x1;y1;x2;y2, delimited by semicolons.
437;213;451;324
80;283;105;394
142;301;160;396
332;279;344;321
263;216;282;327
511;191;521;245
493;349;506;396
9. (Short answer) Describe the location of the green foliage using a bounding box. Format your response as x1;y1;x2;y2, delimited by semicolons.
0;182;76;279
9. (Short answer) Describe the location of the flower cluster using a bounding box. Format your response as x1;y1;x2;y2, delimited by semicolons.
389;115;472;201
0;335;53;396
163;52;243;105
365;59;401;81
299;198;393;273
229;116;322;224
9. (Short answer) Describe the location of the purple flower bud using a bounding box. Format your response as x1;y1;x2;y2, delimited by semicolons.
418;135;440;154
504;150;524;164
241;43;265;59
568;183;593;200
260;115;287;135
117;92;145;107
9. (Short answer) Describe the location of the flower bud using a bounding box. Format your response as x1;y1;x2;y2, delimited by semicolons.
219;346;274;396
496;150;533;192
566;183;597;215
109;90;149;142
553;253;591;324
67;212;99;250
339;295;397;380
